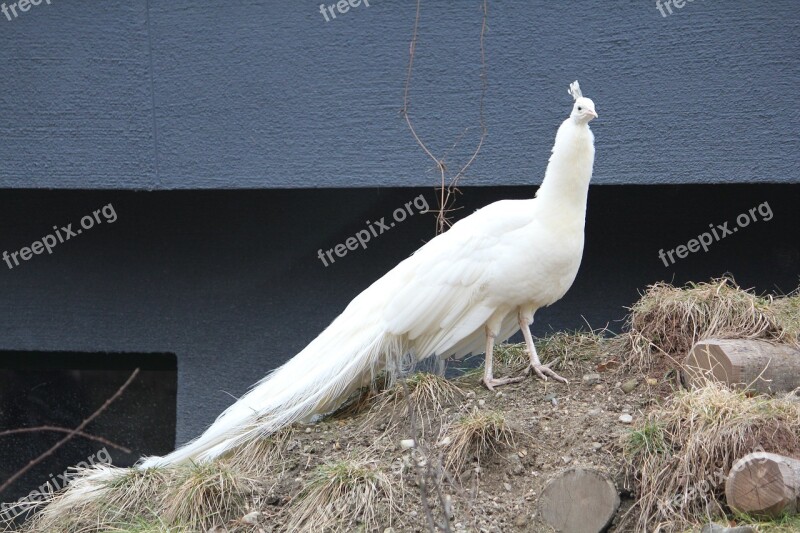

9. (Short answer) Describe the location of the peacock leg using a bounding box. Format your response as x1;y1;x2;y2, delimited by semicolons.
518;310;568;383
482;325;525;391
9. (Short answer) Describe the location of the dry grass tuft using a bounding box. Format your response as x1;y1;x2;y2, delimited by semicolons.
16;460;260;533
285;459;397;532
14;467;173;533
772;289;800;344
370;372;465;437
621;380;800;532
161;461;258;531
442;410;518;474
625;278;793;370
224;426;294;476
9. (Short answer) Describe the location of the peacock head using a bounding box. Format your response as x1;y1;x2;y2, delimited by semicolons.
567;80;597;124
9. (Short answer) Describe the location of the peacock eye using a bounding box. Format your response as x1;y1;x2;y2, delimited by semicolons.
577;106;582;111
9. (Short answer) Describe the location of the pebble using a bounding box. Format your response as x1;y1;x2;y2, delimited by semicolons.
646;377;658;386
621;379;639;394
587;408;602;416
400;439;416;450
619;414;633;424
241;511;261;525
478;399;486;407
582;373;601;385
561;456;572;464
503;482;512;491
543;392;557;403
507;454;525;475
592;441;603;451
513;515;527;527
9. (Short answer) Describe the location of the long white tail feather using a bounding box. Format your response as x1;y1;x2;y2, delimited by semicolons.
140;295;407;468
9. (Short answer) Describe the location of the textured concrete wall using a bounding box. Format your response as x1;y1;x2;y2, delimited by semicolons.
0;1;798;188
0;186;797;448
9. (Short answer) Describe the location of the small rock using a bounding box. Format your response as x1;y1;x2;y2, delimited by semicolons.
561;456;572;464
621;404;633;413
383;528;396;533
621;379;639;394
587;408;601;416
543;392;557;403
302;444;314;454
619;414;633;424
582;373;601;385
594;384;604;390
438;436;452;447
478;399;486;407
400;439;416;450
592;441;603;451
503;482;512;491
646;377;658;386
507;453;525;475
304;427;312;433
444;494;454;519
513;515;527;527
241;511;261;525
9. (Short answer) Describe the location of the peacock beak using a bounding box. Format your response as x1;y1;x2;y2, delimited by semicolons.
587;109;598;119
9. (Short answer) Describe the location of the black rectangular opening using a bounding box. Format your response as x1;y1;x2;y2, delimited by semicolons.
0;351;176;518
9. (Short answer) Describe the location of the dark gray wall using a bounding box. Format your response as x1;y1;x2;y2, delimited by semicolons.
1;1;798;189
0;186;797;448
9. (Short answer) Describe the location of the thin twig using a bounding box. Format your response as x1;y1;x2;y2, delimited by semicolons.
397;370;437;533
0;427;131;454
0;369;140;495
402;0;490;234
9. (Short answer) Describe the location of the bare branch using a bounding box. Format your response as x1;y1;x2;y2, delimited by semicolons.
403;0;490;234
0;368;140;495
0;427;131;454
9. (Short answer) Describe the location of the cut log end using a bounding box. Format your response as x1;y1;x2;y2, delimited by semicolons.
538;468;620;533
683;338;800;394
725;452;800;517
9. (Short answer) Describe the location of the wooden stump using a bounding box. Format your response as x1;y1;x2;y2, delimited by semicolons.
726;452;800;517
683;339;800;393
538;468;620;533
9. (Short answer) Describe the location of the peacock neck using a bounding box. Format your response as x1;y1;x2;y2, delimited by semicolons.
534;120;595;222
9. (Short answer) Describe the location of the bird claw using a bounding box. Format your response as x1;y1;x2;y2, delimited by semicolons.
526;363;569;384
481;376;525;392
